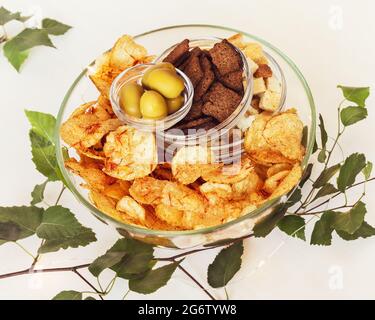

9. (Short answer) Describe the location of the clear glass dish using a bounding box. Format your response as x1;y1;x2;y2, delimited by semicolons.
110;63;194;132
55;24;316;249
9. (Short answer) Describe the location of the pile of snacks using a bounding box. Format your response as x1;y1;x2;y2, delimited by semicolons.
61;34;305;231
163;39;245;131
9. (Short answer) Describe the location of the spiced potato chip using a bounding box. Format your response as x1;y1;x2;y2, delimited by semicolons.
103;126;157;180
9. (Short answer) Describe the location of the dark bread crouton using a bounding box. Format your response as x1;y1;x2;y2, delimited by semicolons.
254;64;272;78
194;53;215;102
163;39;190;66
175;116;214;129
217;69;243;92
184;101;203;121
208;39;242;76
180;49;204;87
202;82;242;122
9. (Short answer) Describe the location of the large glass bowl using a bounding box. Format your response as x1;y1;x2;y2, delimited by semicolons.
55;25;316;249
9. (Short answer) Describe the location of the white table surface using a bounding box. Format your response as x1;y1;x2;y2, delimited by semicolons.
1;0;375;300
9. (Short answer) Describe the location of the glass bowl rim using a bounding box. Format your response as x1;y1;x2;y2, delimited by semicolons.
55;24;316;237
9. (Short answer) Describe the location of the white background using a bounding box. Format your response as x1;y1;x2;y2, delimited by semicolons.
1;0;375;300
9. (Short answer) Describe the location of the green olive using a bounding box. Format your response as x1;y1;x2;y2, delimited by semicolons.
119;82;144;118
142;62;176;88
140;90;168;119
166;95;185;114
145;68;185;99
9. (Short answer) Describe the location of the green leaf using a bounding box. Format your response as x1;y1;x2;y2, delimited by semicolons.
312;183;339;201
25;111;62;182
25;110;56;142
299;163;313;188
36;205;96;253
333;202;366;234
277;215;305;240
336;222;375;241
313;164;341;188
89;238;154;277
310;211;336;246
29;130;60;181
3;28;54;71
84;296;96;300
337;85;370;107
129;261;180;294
111;240;155;279
0;222;22;241
340;106;368;126
285;188;302;208
253;204;287;237
362;161;373;180
42;18;72;35
30;181;48;206
318;148;327;163
207;241;244;288
319;114;328;148
52;290;82;300
0;206;43;241
312;138;318;154
0;7;20;25
301;126;308;149
337;153;366;192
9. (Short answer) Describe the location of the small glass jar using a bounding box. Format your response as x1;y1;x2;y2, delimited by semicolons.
110;63;194;132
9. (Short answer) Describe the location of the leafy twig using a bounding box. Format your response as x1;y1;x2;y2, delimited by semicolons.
177;264;216;300
73;269;104;300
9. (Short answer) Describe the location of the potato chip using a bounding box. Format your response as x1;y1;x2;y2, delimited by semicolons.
231;171;262;199
129;176;167;205
65;157;115;192
103;126;157;180
88;52;122;97
201;156;253;184
199;182;233;205
244;110;303;165
263;170;290;194
171;145;217;184
116;196;146;221
270;164;302;199
155;204;185;229
61;101;121;150
263;110;305;161
266;163;293;178
89;190;140;226
103;181;130;200
110;35;147;69
161;182;207;214
151;163;174;181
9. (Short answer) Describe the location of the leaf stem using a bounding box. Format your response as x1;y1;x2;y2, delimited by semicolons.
122;289;130;300
0;263;90;280
224;287;230;300
177;264;216;300
54;185;66;205
104;275;117;294
156;234;253;261
1;26;7;42
13;241;36;260
298;177;374;214
72;269;104;300
299;204;354;215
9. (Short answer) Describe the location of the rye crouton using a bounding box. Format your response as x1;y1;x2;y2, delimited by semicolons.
202;82;242;122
